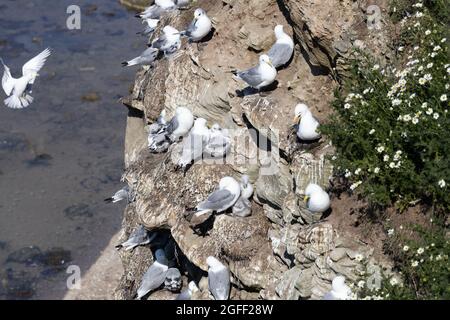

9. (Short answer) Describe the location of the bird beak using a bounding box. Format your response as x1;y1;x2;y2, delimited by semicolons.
303;195;310;203
267;59;274;68
294;115;300;123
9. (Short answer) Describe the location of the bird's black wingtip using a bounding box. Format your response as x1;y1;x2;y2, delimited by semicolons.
121;61;128;67
104;197;113;203
134;14;141;18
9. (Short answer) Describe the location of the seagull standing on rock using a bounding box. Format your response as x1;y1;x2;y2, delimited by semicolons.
294;103;321;141
233;54;277;91
178;117;211;169
104;186;135;204
181;8;212;42
267;25;294;69
185;176;241;226
135;0;176;20
136;248;169;299
1;48;51;109
115;225;155;251
137;18;160;36
304;183;330;213
207;256;230;300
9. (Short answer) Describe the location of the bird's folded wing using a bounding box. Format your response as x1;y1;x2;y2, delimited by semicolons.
1;60;15;96
22;48;51;77
268;43;292;67
198;189;234;211
209;268;230;300
237;66;262;87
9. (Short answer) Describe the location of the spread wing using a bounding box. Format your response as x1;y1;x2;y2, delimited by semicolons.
208;268;230;300
22;48;51;77
1;59;16;96
267;43;293;68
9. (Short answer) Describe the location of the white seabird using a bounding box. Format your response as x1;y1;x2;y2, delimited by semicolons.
203;123;231;159
1;48;51;109
115;225;156;251
135;0;176;20
150;25;181;56
233;54;277;90
137;18;160;36
186;176;241;226
148;107;194;152
178;117;211;169
207;256;230;300
232;175;253;217
122;46;159;67
104;186;135;203
181;8;212;42
304;183;330;213
294;103;321;141
267;25;294;68
136;248;169;299
323;276;352;300
175;281;199;300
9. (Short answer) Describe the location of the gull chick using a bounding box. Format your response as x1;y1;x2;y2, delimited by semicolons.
304;183;330;213
267;25;294;68
181;8;212;42
176;281;199;300
294;103;321;141
323;276;352;300
232;175;253;217
2;48;51;109
233;54;277;90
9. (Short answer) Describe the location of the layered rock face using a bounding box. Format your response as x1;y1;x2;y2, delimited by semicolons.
115;0;392;300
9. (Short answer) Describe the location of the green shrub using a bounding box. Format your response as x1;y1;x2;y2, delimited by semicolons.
321;4;449;212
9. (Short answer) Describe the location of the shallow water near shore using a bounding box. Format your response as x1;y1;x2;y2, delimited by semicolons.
0;0;143;299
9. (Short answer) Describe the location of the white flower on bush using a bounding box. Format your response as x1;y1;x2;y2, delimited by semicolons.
433;45;441;52
392;99;402;106
350;181;362;191
369;129;375;135
424;74;432;81
402;114;411;122
426;108;433;115
344;103;351;109
393;151;402;161
418;65;424;72
412;117;419;124
421;102;428;109
344;170;351;178
433;113;439;119
419;78;426;85
389;278;399;286
431;52;437;58
417;247;425;255
372;64;380;71
440;94;447;102
415;12;423;18
441;38;447;43
409;93;416;99
354;168;362;175
374;167;380;174
435;254;442;261
438;179;446;188
403;245;409;252
389;162;396;169
411;260;419;267
383;155;390;162
357;280;365;289
376;145;385;153
426;63;433;69
425;29;431;36
413;3;423;8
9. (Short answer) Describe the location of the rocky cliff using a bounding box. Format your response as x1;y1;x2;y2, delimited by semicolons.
115;0;393;300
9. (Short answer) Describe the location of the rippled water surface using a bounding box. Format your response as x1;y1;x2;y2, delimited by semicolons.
0;0;143;299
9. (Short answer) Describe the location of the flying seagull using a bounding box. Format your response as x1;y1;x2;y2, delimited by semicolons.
1;48;51;109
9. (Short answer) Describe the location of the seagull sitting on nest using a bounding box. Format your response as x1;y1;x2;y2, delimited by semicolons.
304;183;330;213
180;8;212;43
178;117;211;170
232;54;277;91
148;107;194;153
122;46;159;67
150;25;181;57
293;103;321;141
203;123;231;159
115;225;156;251
1;48;51;109
232;175;253;217
267;25;294;69
185;176;241;227
136;248;169;299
